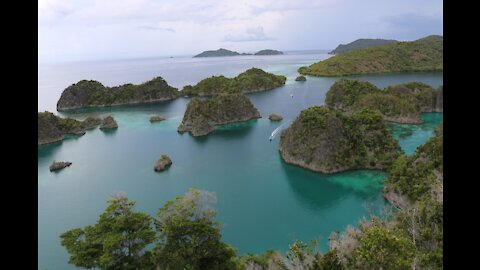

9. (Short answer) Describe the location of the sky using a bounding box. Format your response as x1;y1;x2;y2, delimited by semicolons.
38;0;443;63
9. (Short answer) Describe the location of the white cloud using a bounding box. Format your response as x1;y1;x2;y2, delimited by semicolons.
223;26;273;42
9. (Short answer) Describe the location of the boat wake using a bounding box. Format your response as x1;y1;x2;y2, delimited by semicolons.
269;122;288;141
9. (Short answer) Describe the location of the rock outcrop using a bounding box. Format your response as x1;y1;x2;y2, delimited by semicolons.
279;106;401;173
50;161;72;172
178;93;261;136
38;111;96;145
268;114;283;121
82;117;102;129
100;116;118;129
150;115;166;123
154;155;172;172
57;77;178;111
295;75;306;81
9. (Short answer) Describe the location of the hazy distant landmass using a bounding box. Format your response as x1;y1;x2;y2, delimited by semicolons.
254;49;283;55
194;48;283;57
329;38;398;54
299;35;443;76
194;48;241;57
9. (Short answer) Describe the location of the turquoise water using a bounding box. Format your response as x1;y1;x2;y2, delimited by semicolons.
38;53;442;270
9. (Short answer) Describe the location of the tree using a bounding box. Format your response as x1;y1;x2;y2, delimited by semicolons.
153;188;237;270
60;194;155;269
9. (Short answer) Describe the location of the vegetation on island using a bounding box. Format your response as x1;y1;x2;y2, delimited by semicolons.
38;111;102;145
181;68;286;96
57;76;179;111
279;106;401;173
329;38;398;55
254;49;283;55
295;75;306;81
177;93;261;136
299;35;443;76
154;154;173;172
194;48;242;57
325;79;443;123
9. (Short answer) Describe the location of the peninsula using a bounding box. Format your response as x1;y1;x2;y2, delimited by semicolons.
329;38;398;55
299;35;443;76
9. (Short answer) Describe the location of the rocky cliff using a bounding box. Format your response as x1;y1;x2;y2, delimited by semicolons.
279;106;401;173
57;77;178;111
178;93;261;136
38;112;102;145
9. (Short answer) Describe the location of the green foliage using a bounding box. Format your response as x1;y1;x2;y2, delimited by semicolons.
194;48;241;57
329;38;398;54
325;79;380;109
385;123;443;200
300;35;443;76
181;68;286;96
350;223;416;269
60;196;155;269
153;189;237;270
280;106;400;171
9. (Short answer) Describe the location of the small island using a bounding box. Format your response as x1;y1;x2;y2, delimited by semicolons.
100;116;118;129
329;38;398;55
150;115;166;123
299;35;443;76
38;111;102;145
295;76;306;82
279;106;401;173
181;68;286;96
194;48;241;57
57;76;179;111
254;49;283;55
50;161;72;172
268;114;283;121
178;93;261;136
154;155;173;172
325;79;443;124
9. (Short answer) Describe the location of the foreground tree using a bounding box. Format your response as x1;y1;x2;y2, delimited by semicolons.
60;194;156;269
153;189;238;270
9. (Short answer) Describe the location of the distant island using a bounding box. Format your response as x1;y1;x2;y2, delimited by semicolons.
279;106;401;173
325;79;443;124
299;35;443;76
254;49;283;55
57;77;179;111
182;68;286;96
329;38;398;54
38;112;102;145
194;48;283;58
177;93;261;136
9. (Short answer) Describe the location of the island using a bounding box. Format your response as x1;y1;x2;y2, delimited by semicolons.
299;35;443;76
329;38;398;55
57;76;179;111
181;68;286;96
254;49;283;55
268;114;283;121
154;155;173;172
325;79;443;124
150;115;166;123
177;93;261;136
279;106;401;173
38;111;102;145
100;116;118;129
194;48;241;57
295;75;306;81
50;161;72;172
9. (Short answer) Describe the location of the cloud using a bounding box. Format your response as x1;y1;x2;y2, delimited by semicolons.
223;26;274;42
380;12;443;40
137;25;175;32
